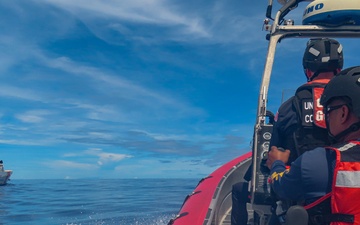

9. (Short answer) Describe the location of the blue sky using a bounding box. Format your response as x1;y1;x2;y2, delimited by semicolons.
1;0;360;179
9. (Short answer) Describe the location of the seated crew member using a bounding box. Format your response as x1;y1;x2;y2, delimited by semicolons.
231;38;344;225
266;66;360;225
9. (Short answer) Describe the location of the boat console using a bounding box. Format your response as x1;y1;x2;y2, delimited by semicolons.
251;0;360;224
251;112;273;206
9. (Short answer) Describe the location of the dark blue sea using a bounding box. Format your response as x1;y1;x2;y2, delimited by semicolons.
0;179;199;225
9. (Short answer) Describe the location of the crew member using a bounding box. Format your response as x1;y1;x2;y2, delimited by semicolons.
267;66;360;225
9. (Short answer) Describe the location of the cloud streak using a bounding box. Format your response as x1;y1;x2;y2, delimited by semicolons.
41;0;266;47
44;0;210;37
44;160;97;170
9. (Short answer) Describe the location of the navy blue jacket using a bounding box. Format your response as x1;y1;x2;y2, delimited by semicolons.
270;97;298;148
270;148;335;205
270;96;299;163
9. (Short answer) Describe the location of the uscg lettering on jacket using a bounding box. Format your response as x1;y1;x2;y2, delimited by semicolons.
313;87;326;128
300;87;325;128
301;98;314;126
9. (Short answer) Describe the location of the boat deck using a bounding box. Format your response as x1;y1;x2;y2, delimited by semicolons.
219;204;254;225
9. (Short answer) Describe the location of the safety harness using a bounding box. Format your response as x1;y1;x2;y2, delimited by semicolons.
305;141;360;225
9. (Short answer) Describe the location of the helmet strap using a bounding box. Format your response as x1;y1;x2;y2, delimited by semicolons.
328;121;360;144
309;71;320;81
308;69;338;82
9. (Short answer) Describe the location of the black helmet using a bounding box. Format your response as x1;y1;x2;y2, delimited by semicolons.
303;38;343;81
320;66;360;118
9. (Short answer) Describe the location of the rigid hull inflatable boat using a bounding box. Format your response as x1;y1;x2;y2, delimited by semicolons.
169;0;360;224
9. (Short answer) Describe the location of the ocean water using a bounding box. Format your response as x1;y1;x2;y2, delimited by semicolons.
0;179;199;225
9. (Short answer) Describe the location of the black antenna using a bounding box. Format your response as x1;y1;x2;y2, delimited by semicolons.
266;0;274;20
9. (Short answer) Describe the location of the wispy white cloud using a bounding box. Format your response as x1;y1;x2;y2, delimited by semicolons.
129;129;189;141
44;57;206;121
44;160;97;169
47;57;177;105
114;158;213;178
62;148;133;167
0;85;44;102
15;110;52;123
0;139;37;145
40;0;266;47
84;148;133;165
43;0;210;37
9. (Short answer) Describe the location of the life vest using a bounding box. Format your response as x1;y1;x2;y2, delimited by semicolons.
305;141;360;225
291;79;331;157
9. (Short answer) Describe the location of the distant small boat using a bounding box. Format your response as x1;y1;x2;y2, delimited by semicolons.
0;160;12;185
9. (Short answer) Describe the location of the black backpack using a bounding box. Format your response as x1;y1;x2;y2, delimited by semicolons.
291;82;331;158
